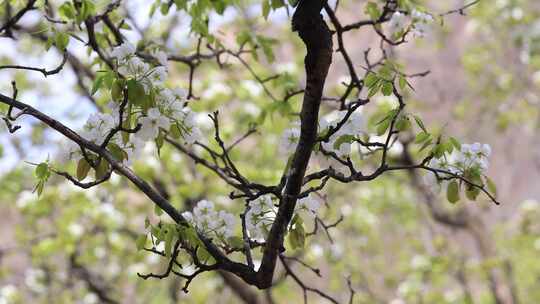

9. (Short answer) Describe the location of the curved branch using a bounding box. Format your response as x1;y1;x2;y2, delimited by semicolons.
257;0;333;288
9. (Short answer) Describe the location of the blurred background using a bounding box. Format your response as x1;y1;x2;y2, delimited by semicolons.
0;0;539;303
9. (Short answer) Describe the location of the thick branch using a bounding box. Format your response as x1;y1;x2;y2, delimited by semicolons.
256;0;333;288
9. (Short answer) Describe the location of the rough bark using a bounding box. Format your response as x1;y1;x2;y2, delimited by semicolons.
256;0;333;288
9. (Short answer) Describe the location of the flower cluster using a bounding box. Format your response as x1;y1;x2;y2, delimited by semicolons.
279;124;301;155
425;142;492;190
59;42;202;165
388;9;434;38
411;10;435;38
279;110;365;160
245;195;276;241
244;194;321;241
319;110;365;158
182;200;236;241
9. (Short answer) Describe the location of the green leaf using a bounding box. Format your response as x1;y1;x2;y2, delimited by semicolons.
94;158;109;180
127;79;146;106
91;74;104;96
136;234;147;251
59;2;76;20
212;0;226;14
35;180;45;196
368;81;381;98
395;117;411;131
197;247;212;263
432;144;446;158
111;80;123;101
413;115;427;133
485;177;497;197
376;119;390;135
76;158;91;181
364;72;379;88
447;180;460;204
465;187;480;201
35;162;50;180
364;2;381;20
227;236;244;248
79;0;96;21
418;138;433;152
415;132;430;144
160;3;170;15
262;0;271;19
333;134;355;150
381;81;393;96
170;124;181;139
55;31;70;51
378;65;393;80
46;36;54;51
155;131;165;155
108;143;128;162
288;219;305;250
271;0;285;8
257;35;277;62
236;31;253;46
449;137;461;150
164;227;174;257
399;75;407;90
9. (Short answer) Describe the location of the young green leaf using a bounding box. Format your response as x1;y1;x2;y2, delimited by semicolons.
415;132;431;144
376;119;391;135
94;159;109;180
35;162;50;180
136;234;147;251
485;176;497;197
333;134;355;150
413;115;427;133
55;32;70;51
447;180;460;204
399;75;408;91
381;81;394;96
465;186;480;201
76;158;91;181
364;72;379;88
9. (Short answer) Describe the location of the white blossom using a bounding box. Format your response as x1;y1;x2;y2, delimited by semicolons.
187;200;237;241
0;285;17;304
424;142;492;192
411;9;434;38
216;210;236;238
149;66;167;85
183;126;202;145
152;49;168;67
25;268;46;293
68;223;84;238
250;195;274;213
182;211;194;224
57;42;200;164
137;108;170;140
111;42;136;61
389;11;408;34
118;56;150;78
245;195;277;241
82;112;118;145
194;200;215;218
318;110;365;158
296;194;322;216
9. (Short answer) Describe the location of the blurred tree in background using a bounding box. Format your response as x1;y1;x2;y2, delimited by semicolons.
0;0;539;303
